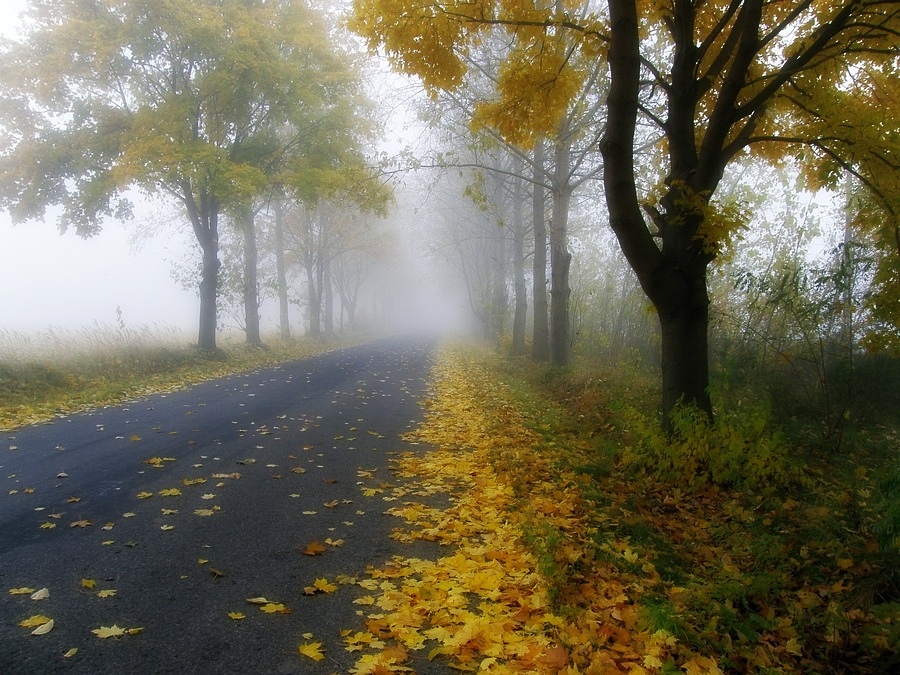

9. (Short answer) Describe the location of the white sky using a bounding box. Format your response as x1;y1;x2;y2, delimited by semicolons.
0;2;223;335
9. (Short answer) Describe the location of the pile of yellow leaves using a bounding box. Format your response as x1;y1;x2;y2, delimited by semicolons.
346;344;710;674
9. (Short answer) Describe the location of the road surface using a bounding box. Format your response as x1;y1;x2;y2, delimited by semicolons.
0;337;449;674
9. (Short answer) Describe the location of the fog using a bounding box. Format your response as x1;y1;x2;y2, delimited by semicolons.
0;1;472;345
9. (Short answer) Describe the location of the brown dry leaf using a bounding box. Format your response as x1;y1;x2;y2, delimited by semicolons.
301;541;327;556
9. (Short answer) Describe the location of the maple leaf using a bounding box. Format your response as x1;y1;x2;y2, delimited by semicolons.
81;579;96;589
228;611;245;620
301;541;327;556
259;603;289;614
19;615;52;628
158;488;181;497
92;625;126;639
137;491;153;499
70;519;92;528
97;589;116;598
314;578;338;593
194;508;216;517
298;642;326;661
182;478;206;486
39;522;56;529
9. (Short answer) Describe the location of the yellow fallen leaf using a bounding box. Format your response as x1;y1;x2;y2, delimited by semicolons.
97;589;116;598
158;488;182;497
81;579;96;589
130;434;141;442
160;524;175;531
101;540;114;545
63;648;78;658
182;478;206;486
9;587;35;595
259;603;288;614
201;493;215;499
137;492;153;499
198;559;209;565
40;522;56;529
31;618;54;635
298;642;325;661
313;578;337;593
19;615;52;628
228;612;245;620
194;509;215;517
92;625;125;639
126;627;144;635
161;509;178;515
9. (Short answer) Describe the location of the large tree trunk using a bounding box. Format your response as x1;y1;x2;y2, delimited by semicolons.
511;163;527;357
273;196;290;340
241;208;262;347
549;132;572;367
532;140;550;361
602;0;714;426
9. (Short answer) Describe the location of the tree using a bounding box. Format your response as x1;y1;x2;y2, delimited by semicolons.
350;0;899;423
0;0;343;352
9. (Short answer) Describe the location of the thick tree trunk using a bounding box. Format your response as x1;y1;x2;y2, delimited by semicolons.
198;236;219;352
657;270;712;421
532;140;550;361
242;208;262;346
511;165;527;357
273;197;290;340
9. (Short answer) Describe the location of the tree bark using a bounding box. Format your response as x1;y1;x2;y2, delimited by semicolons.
511;162;527;356
273;196;291;340
241;207;262;346
188;192;220;354
324;255;334;337
532;140;550;361
549;132;572;367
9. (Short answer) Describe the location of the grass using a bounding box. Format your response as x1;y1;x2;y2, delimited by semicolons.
0;323;365;431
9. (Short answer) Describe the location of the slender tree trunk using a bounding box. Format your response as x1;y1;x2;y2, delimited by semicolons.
242;208;262;346
511;164;527;356
273;196;290;340
192;195;220;354
307;262;321;337
324;256;334;337
491;230;507;349
549;134;572;367
532;140;550;361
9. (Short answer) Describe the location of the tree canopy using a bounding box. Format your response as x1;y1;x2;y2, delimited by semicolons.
350;0;900;419
0;0;370;350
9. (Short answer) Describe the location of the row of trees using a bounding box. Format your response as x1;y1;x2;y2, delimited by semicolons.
351;0;899;424
0;0;391;351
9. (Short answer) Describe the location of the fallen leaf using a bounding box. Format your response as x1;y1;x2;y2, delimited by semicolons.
158;488;182;497
259;602;289;614
209;568;226;579
201;493;216;500
137;492;153;499
245;597;272;605
19;615;52;628
298;642;326;661
92;625;125;639
97;589;116;598
323;500;339;508
228;612;245;620
81;579;96;589
9;587;36;595
301;541;327;556
30;588;49;601
31;618;54;635
122;512;136;518
314;578;337;593
39;522;56;529
126;627;144;635
194;508;216;517
160;524;175;531
63;648;78;658
70;519;92;528
130;434;141;442
182;478;206;486
161;509;178;515
66;496;81;503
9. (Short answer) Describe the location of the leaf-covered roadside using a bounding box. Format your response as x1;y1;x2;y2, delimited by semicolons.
353;343;896;673
0;335;363;431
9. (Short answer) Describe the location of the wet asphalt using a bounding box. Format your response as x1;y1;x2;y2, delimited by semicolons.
0;336;453;674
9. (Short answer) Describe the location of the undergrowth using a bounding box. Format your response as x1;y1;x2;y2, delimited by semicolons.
479;347;898;673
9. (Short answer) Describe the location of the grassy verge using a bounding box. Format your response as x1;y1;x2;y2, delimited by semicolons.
0;327;366;431
481;348;899;673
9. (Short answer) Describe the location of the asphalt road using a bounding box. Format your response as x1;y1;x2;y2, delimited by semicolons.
0;336;449;674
